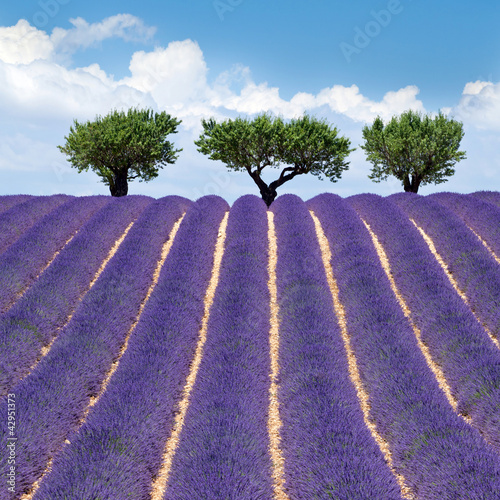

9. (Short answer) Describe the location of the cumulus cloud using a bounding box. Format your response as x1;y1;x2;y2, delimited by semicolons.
0;15;156;65
0;57;154;121
315;84;424;122
120;40;209;107
0;16;161;120
2;15;499;200
222;81;295;116
0;16;431;130
204;78;424;123
213;80;424;123
463;80;493;96
453;81;500;131
115;36;426;124
0;20;54;64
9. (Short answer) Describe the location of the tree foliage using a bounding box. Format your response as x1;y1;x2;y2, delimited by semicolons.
361;110;466;193
195;113;353;206
58;108;182;196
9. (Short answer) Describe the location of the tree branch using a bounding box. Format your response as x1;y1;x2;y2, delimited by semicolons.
277;166;298;182
269;169;299;191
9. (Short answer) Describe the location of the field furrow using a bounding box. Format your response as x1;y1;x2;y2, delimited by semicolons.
161;195;274;500
430;192;500;263
347;193;500;450
2;192;500;498
266;209;289;500
309;192;500;499
0;196;152;398
152;209;229;499
272;194;404;500
31;196;228;500
391;193;500;342
0;196;189;500
0;195;71;255
0;196;109;314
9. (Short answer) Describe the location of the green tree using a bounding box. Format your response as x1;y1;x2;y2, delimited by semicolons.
195;113;353;206
361;110;466;193
58;108;182;196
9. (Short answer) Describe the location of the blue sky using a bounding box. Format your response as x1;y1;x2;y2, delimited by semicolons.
1;0;499;202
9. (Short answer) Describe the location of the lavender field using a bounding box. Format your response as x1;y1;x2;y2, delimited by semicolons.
2;192;500;500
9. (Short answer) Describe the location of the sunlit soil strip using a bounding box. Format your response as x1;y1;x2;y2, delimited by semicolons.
467;224;500;266
150;212;229;500
362;219;471;424
266;212;291;500
19;221;137;500
24;221;135;373
82;214;185;421
3;234;76;314
411;219;500;350
87;221;136;291
19;458;54;500
310;211;414;500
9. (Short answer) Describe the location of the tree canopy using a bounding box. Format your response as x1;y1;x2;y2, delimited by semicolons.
361;110;466;193
58;108;182;196
195;113;353;206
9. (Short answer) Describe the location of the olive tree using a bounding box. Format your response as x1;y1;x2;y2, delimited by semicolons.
361;110;466;193
195;113;353;206
58;108;182;196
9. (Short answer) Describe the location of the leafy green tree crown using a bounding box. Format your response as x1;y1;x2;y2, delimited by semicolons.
58;108;182;196
195;113;354;206
361;109;466;193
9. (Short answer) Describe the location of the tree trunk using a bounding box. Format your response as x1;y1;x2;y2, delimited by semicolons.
260;186;278;207
403;174;421;193
249;170;278;207
109;170;128;197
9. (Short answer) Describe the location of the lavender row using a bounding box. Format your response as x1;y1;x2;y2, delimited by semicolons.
308;193;500;499
0;195;152;397
471;190;500;207
33;196;229;500
0;195;71;254
0;195;32;215
347;193;500;450
0;196;110;314
429;192;500;260
163;195;274;499
269;195;402;499
0;195;191;500
390;193;500;340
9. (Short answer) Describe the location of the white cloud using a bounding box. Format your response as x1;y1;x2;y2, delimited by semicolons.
0;15;156;65
51;14;156;55
221;81;293;116
463;80;493;96
316;85;365;114
211;82;424;123
0;20;53;64
0;17;430;129
0;58;154;120
374;86;425;118
120;40;209;107
116;39;426;125
453;81;500;131
1;15;498;200
315;84;424;122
